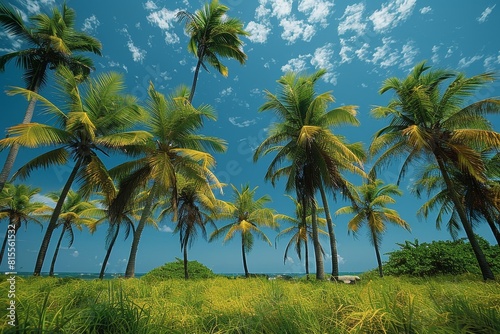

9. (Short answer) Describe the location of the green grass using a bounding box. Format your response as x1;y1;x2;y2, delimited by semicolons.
1;274;499;333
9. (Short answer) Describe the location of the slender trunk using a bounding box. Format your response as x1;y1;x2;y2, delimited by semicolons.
305;237;310;279
310;199;325;280
99;224;120;279
319;185;338;280
0;86;40;192
242;233;249;277
183;245;189;280
1;218;21;267
435;155;495;280
373;233;384;278
33;158;82;276
483;210;500;247
125;185;157;278
188;56;204;103
49;225;66;276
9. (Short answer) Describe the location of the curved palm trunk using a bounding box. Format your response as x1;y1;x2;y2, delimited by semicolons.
125;185;157;278
183;245;189;280
99;224;120;279
319;185;339;280
372;232;384;278
483;210;500;247
34;158;82;276
242;233;249;278
0;85;40;192
310;199;325;280
49;225;66;276
436;156;495;280
188;54;204;103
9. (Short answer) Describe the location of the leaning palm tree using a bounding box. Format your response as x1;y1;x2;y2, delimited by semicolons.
0;66;150;276
275;195;328;276
176;0;249;102
209;184;278;278
370;60;500;280
0;183;49;266
109;83;226;278
254;69;365;280
336;179;410;277
158;175;231;279
0;3;102;191
46;190;98;276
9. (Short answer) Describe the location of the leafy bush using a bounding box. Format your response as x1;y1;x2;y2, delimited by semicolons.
384;237;500;277
141;258;217;281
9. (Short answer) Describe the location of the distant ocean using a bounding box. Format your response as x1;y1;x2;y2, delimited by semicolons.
7;271;363;280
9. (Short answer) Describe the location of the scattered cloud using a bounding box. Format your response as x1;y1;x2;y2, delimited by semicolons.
419;6;432;14
371;37;399;68
399;41;419;68
484;53;500;71
228;117;257;128
220;87;233;97
143;0;158;11
281;55;310;73
311;43;336;84
279;17;315;44
146;7;181;44
245;21;271;43
297;0;334;28
458;55;483;69
159;225;173;233
127;39;147;63
72;251;79;258
369;0;417;33
338;3;367;36
477;5;495;23
82;15;100;34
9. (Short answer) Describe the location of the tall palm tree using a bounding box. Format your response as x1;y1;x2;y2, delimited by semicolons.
209;184;278;278
275;195;327;276
0;183;49;266
370;61;500;280
46;190;97;276
0;66;150;276
253;69;365;280
0;3;102;191
159;175;231;279
109;83;226;278
176;0;249;102
336;179;410;277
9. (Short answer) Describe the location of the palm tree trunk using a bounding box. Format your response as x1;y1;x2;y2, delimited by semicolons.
305;238;310;279
435;156;495;280
33;158;82;276
310;199;325;280
483;210;500;247
0;87;40;192
183;246;189;280
242;234;249;278
125;184;157;278
188;49;205;103
99;224;120;279
0;224;12;267
49;226;66;276
319;185;338;280
373;233;384;277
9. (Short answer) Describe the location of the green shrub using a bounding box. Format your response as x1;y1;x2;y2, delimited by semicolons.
384;237;500;277
141;258;217;281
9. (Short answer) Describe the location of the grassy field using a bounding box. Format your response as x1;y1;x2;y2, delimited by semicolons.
1;273;499;333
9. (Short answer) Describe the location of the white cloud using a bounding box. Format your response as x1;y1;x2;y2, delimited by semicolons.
82;15;100;34
297;0;334;27
484;53;500;71
220;87;233;97
311;43;337;84
246;21;271;43
431;44;441;64
458;55;483;69
146;8;181;44
338;3;367;36
144;0;158;11
228;117;257;128
127;39;147;63
271;0;293;19
280;17;315;44
369;0;417;33
339;38;354;63
420;6;432;14
281;55;310;73
72;251;79;258
477;5;495;23
355;42;371;62
399;41;419;68
371;37;399;68
159;225;173;233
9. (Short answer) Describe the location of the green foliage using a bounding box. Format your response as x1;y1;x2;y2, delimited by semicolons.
384;237;500;277
141;258;217;281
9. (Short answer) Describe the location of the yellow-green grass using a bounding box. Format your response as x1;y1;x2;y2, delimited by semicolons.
1;274;499;333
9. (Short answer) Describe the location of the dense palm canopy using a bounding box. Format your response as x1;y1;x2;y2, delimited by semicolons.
0;66;149;275
254;69;365;279
336;179;410;277
109;83;226;278
0;2;102;191
46;190;98;276
176;0;249;102
370;61;500;280
0;183;48;266
209;184;278;277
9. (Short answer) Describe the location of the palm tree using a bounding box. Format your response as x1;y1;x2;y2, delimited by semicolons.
0;66;150;276
176;0;249;102
0;3;102;191
275;195;327;276
370;60;500;280
159;175;231;279
209;184;278;277
253;69;365;280
46;190;97;276
109;83;226;278
336;179;410;277
0;183;49;266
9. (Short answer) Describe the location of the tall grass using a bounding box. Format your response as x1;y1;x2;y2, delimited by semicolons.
1;274;499;333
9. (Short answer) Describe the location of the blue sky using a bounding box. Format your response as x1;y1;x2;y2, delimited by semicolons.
0;0;499;275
